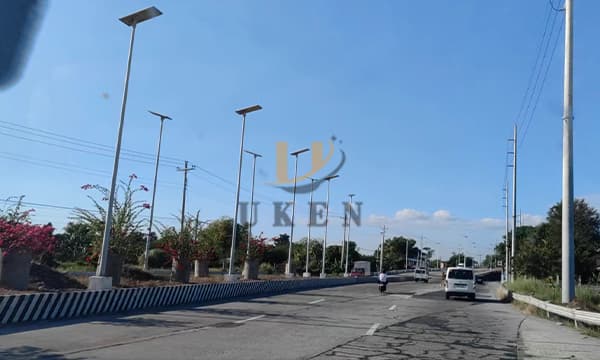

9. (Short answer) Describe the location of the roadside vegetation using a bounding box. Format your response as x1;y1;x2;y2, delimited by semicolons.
506;277;600;312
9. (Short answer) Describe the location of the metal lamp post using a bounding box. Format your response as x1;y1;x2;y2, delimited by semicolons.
91;6;162;290
227;105;262;282
242;150;261;280
143;110;171;271
320;174;338;278
286;147;310;278
303;178;316;278
344;193;355;277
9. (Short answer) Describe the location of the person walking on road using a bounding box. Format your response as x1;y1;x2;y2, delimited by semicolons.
378;270;388;294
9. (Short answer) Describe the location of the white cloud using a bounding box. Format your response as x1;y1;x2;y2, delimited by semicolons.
433;210;454;221
521;214;544;226
394;209;429;221
479;218;504;228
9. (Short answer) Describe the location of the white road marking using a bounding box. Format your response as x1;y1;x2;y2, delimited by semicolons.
388;305;397;311
389;294;411;299
366;323;380;336
234;315;266;324
309;298;325;304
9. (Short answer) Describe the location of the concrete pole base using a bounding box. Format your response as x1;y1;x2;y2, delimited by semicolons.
88;276;112;290
319;273;327;279
284;272;294;278
343;273;350;278
223;274;240;282
302;272;311;278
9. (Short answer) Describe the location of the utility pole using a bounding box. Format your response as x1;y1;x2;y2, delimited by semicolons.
380;225;387;273
511;125;517;282
177;161;195;233
341;213;347;270
193;210;201;277
504;185;510;282
405;238;409;270
344;194;355;276
562;0;575;304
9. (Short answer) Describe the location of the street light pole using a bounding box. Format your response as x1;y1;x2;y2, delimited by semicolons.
344;193;355;277
92;6;162;290
562;0;575;304
405;237;409;270
380;225;387;273
242;150;261;280
320;174;338;278
286;147;310;278
144;110;171;271
303;178;316;278
511;124;518;281
227;105;262;281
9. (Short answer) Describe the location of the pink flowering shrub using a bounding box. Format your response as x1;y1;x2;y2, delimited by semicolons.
74;174;149;264
0;196;56;256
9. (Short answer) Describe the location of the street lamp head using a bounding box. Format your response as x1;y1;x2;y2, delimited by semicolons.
235;105;262;115
349;193;356;198
244;149;262;158
290;147;310;156
324;174;339;181
148;110;172;120
119;6;162;27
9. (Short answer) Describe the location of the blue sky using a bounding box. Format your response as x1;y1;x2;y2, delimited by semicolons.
1;0;599;259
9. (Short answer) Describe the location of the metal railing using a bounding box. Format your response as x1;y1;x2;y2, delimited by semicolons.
512;292;600;327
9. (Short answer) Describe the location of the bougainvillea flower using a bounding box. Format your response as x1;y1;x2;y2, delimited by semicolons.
81;184;93;190
129;173;138;179
142;203;151;209
140;185;149;192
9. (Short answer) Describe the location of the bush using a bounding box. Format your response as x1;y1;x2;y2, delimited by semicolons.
144;248;171;269
259;262;275;275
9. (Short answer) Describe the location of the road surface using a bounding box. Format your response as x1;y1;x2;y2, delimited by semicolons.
0;275;549;359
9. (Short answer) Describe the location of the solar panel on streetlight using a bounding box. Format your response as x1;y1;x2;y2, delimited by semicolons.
119;6;162;27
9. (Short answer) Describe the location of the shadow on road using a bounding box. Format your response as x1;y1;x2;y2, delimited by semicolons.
0;346;83;360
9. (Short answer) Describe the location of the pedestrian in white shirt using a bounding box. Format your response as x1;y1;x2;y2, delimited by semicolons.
378;270;388;294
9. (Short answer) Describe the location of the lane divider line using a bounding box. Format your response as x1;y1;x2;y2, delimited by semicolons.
366;323;380;336
309;299;325;305
234;314;266;324
388;305;397;311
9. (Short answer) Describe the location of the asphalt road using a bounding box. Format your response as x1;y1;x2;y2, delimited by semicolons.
0;275;526;359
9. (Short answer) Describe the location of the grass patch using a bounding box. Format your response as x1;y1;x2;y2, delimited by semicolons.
55;261;96;273
506;277;600;312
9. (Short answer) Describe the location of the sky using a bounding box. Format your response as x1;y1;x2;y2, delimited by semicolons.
1;0;599;260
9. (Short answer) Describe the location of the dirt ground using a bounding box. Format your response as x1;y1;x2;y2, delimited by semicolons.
0;264;294;295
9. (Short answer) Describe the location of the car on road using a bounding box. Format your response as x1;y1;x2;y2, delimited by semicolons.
444;267;476;300
350;268;365;277
414;268;429;283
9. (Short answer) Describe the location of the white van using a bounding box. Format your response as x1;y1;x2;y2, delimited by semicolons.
414;268;429;283
444;267;476;300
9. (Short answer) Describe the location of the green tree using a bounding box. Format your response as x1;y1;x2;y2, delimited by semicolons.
544;199;600;282
374;236;418;270
200;217;248;268
54;222;94;262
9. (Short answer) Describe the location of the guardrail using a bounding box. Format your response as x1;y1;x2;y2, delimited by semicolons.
512;292;600;327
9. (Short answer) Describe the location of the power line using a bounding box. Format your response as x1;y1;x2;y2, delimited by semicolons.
0;198;175;221
514;3;553;128
0;151;182;189
520;17;564;147
516;0;564;148
0;120;256;193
